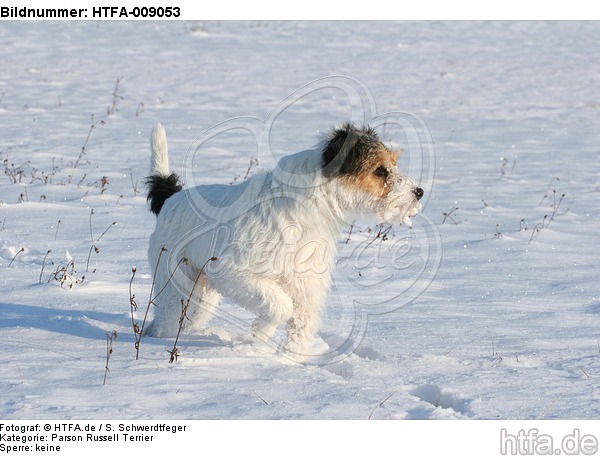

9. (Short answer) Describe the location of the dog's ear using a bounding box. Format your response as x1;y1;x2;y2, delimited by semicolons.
322;123;359;177
322;123;382;177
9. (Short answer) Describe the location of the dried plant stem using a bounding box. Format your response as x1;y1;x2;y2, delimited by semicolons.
150;257;190;303
135;102;145;118
131;246;217;361
540;391;566;418
107;77;123;115
39;250;52;283
364;223;392;250
442;206;459;224
76;117;103;169
252;390;269;405
129;171;140;196
103;330;118;385
89;209;95;241
168;256;218;363
547;192;565;228
135;245;172;360
345;221;355;244
69;116;105;182
86;245;100;273
96;221;116;241
129;266;141;355
54;220;61;241
167;300;190;364
368;391;396;420
8;247;24;268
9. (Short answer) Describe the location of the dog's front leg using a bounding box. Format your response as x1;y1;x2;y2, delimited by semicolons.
284;292;326;361
285;313;318;360
246;278;294;344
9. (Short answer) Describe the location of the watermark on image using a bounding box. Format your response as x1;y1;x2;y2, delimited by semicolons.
501;428;599;456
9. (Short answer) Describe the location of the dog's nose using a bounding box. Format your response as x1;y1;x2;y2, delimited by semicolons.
413;187;424;200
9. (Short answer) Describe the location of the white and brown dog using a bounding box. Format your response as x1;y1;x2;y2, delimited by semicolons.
145;123;423;359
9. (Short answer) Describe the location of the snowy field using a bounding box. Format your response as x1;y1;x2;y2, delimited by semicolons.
1;21;599;420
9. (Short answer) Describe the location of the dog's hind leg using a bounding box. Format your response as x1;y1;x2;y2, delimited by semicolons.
145;260;205;338
144;269;185;338
186;278;221;332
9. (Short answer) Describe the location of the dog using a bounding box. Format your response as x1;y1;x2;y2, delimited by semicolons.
145;122;423;359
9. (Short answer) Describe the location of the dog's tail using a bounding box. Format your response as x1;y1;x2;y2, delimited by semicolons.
146;123;182;215
150;123;170;177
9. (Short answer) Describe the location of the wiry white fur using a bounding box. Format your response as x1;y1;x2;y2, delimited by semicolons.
146;125;422;360
150;123;170;176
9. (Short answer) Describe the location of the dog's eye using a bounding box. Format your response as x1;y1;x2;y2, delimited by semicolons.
373;166;389;179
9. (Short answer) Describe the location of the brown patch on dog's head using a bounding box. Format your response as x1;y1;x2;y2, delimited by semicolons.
322;123;400;198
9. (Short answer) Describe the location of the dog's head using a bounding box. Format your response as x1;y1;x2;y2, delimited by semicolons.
322;123;423;226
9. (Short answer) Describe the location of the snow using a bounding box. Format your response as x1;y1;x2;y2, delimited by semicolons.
1;21;599;420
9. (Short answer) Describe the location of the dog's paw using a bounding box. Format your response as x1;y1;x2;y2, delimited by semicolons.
276;337;312;363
